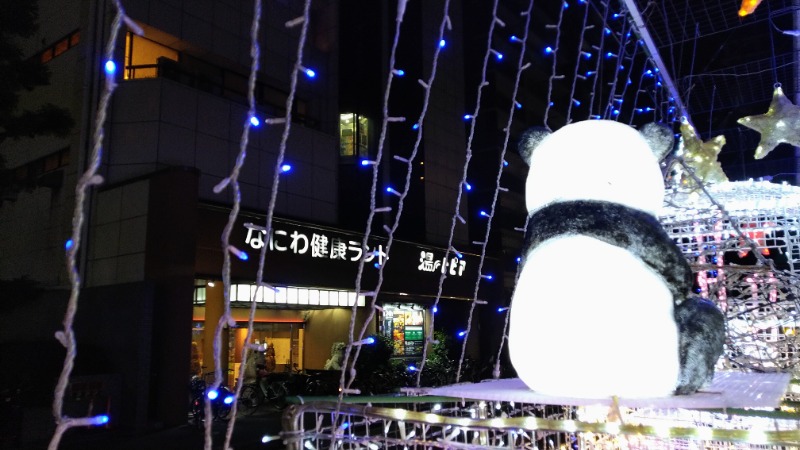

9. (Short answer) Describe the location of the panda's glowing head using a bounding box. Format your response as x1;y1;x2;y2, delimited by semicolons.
519;120;673;217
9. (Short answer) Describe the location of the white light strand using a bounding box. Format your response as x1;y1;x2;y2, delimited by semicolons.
492;215;529;379
601;16;633;121
587;1;611;118
627;58;654;125
339;0;452;405
414;0;503;388
564;0;591;123
336;0;410;415
48;4;128;449
219;0;264;448
456;0;535;383
543;0;568;130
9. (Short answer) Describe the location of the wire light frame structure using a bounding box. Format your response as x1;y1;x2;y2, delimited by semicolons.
660;180;800;373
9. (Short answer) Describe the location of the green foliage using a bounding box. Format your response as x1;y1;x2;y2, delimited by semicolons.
0;0;74;143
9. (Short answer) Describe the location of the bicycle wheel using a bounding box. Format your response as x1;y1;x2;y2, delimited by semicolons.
215;402;232;420
238;384;261;416
266;381;288;409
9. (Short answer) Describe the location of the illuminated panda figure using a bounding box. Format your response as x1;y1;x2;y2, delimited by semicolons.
508;120;725;398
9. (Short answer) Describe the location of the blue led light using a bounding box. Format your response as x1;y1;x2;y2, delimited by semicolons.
563;1;569;8
484;274;494;280
604;27;611;35
479;210;489;217
503;160;508;167
366;337;375;344
572;99;581;106
250;116;260;127
304;68;316;78
360;159;370;166
396;69;405;76
223;395;234;405
104;60;116;74
65;239;74;250
281;164;292;173
515;101;522;109
516;256;521;263
433;306;438;313
97;414;109;424
412;123;420;130
340;422;350;430
582;52;592;60
457;331;466;338
497;307;505;313
495;52;503;61
465;182;472;191
439;39;446;48
585;70;596;76
605;52;615;58
612;109;620;116
510;35;520;42
207;390;219;400
407;365;418;372
544;46;553;54
373;262;380;268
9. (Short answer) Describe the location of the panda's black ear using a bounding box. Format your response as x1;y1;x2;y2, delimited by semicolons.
517;127;551;167
639;122;674;162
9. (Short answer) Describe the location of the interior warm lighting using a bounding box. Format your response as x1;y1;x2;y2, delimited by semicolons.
123;32;178;80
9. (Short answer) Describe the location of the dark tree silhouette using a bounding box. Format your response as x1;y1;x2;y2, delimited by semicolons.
0;0;74;144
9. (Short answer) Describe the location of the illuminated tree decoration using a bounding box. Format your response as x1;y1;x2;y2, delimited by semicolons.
678;117;728;186
737;85;800;160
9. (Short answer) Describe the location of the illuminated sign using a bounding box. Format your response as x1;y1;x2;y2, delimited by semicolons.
196;205;498;300
243;223;469;278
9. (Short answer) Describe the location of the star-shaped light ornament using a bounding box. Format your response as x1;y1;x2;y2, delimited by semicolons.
677;118;728;187
737;85;800;160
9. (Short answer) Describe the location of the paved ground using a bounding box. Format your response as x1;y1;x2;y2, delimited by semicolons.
20;408;286;450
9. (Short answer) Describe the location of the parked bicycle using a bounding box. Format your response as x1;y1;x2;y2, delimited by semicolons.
237;373;289;416
190;371;234;426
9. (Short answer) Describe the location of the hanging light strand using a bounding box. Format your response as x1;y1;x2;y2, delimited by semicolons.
334;0;409;418
338;0;453;404
456;0;535;383
415;0;504;388
49;2;135;448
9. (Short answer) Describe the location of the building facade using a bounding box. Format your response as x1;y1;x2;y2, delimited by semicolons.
0;0;501;433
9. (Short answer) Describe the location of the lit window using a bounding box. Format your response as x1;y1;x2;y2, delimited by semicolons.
339;113;370;157
124;32;178;80
53;39;69;57
69;31;81;47
382;304;425;356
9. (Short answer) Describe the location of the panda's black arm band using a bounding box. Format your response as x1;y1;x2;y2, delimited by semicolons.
523;200;694;303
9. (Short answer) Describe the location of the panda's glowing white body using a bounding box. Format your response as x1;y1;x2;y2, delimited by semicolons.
509;120;681;398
